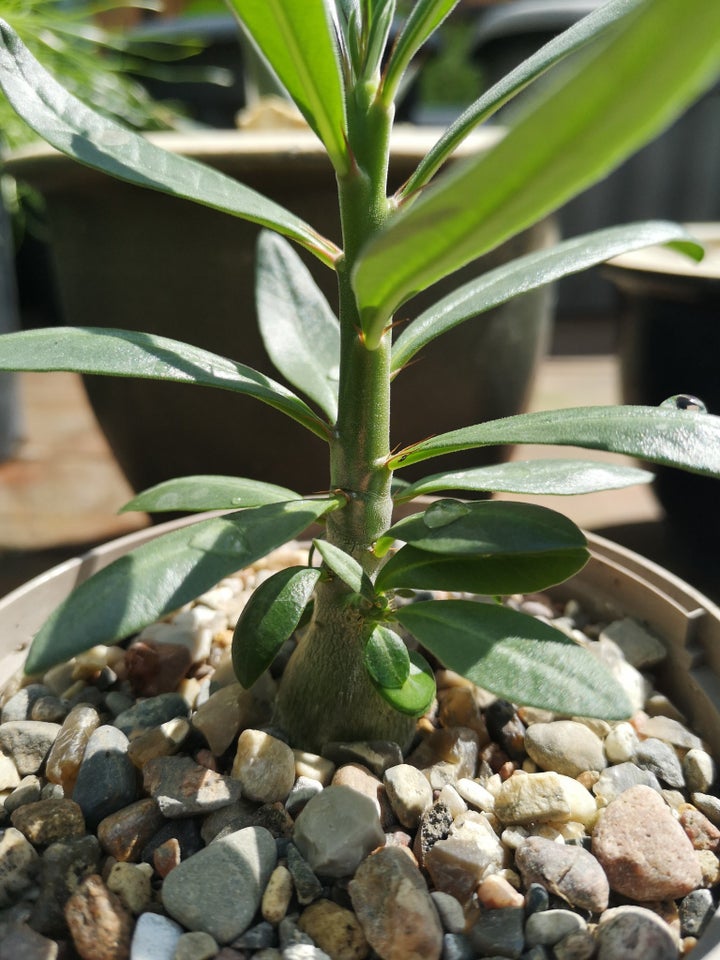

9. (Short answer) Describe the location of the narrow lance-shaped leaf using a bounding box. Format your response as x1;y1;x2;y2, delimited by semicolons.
256;232;340;422
389;405;720;473
0;328;330;441
391;222;702;371
25;498;341;675
312;538;376;601
354;0;720;345
121;476;300;514
226;0;349;174
400;0;645;197
380;0;459;104
392;459;655;503
232;565;322;688
0;21;340;267
395;600;632;719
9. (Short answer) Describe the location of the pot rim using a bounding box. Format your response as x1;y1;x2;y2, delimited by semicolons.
605;222;720;281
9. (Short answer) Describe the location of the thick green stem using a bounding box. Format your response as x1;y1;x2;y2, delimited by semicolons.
274;96;415;750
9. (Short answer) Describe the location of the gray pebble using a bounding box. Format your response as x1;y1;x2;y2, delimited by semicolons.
634;738;684;788
524;721;606;777
692;792;720;826
286;843;323;906
0;921;59;960
162;826;277;943
469;907;525;959
1;686;52;723
0;721;61;776
233;920;278;950
278;916;315;949
130;911;184;960
596;905;678;960
30;835;101;938
684;749;715;794
431;891;466;934
285;776;324;817
174;931;220;960
293;785;384;879
525;883;549;914
71;725;138;829
4;775;42;814
0;828;39;909
680;888;715;937
30;696;67;724
322;740;403;777
442;932;476;960
592;761;662;803
282;946;331;960
525;909;587;946
113;692;190;735
143;755;241;818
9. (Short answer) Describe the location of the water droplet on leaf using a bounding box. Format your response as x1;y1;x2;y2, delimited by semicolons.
660;394;708;413
424;499;471;529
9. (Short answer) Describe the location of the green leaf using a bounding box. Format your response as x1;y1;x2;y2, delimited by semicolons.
381;0;459;104
377;544;589;596
121;476;300;514
256;232;340;422
401;0;645;196
0;327;330;441
354;0;720;344
382;499;587;556
226;0;348;174
391;223;703;371
232;565;322;688
25;498;340;675
0;21;339;267
371;649;436;717
394;600;632;719
364;624;410;689
388;405;720;473
312;538;376;601
392;459;655;503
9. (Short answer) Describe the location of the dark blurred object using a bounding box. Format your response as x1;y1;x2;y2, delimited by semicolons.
604;225;720;546
471;0;720;317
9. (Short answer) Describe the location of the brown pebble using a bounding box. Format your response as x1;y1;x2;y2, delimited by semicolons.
65;874;133;960
125;641;192;697
11;798;86;846
97;798;166;862
299;898;369;960
477;874;525;909
679;805;720;851
153;837;181;878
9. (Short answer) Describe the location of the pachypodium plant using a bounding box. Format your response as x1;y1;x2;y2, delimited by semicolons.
0;0;719;751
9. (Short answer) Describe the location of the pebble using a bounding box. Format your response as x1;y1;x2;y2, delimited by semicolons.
683;749;715;794
516;835;609;912
11;798;86;846
440;932;475;960
696;849;720;886
30;835;102;937
154;837;182;878
495;772;597;826
413;800;453;866
233;920;278;950
592;785;702;899
44;704;101;794
437;686;490;740
72;725;138;829
192;683;264;756
97;798;166;862
635;714;703;751
174;931;220;960
592;761;662;803
0;922;59;960
64;873;133;960
476;874;524;910
524;721;606;777
603;723;639;764
285;775;324;817
113;692;190;736
143;755;241;817
692;792;720;826
286;842;324;905
322;741;403;778
679;805;720;851
414;728;480;790
124;640;192;697
231;729;296;804
334;763;393;828
0;720;61;775
349;846;443;960
298;899;369;960
553;929;597;960
4;773;42;813
161;826;277;943
633;738;685;788
127;717;190;768
293;750;336;787
679;888;715;937
1;684;52;723
525;909;587;946
599;618;667;668
430;891;466;933
261;865;293;924
425;813;504;903
596;905;679;960
0;749;20;791
31;695;68;724
593;638;650;712
0;827;39;908
293;785;384;879
106;861;153;915
129;911;184;960
454;777;495;813
468;906;525;959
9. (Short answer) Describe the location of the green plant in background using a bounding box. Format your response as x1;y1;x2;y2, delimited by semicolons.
0;0;719;751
